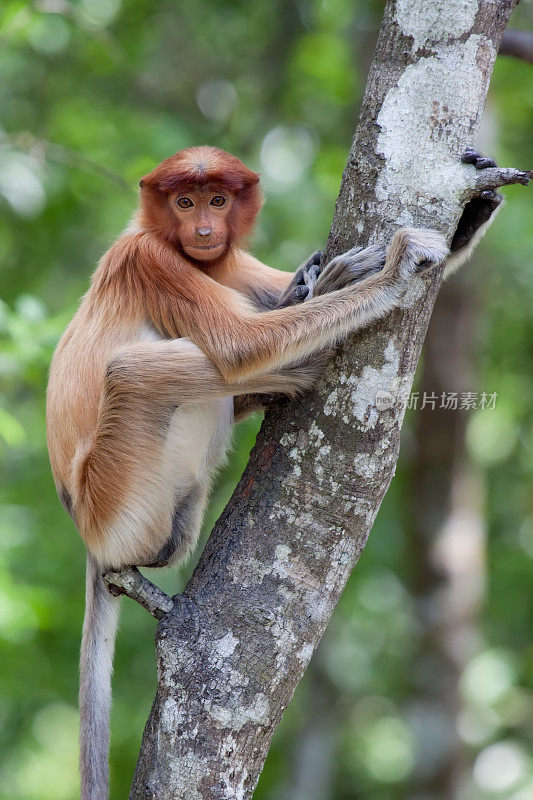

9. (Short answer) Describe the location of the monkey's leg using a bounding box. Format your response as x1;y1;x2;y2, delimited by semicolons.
71;339;323;565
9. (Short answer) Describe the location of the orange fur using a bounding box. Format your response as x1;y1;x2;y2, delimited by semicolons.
46;147;292;558
46;146;449;800
47;147;447;564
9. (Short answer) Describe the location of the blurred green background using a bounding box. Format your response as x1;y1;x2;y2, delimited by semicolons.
1;1;532;798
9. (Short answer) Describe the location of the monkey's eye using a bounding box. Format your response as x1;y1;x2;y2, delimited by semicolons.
210;195;227;207
176;197;194;209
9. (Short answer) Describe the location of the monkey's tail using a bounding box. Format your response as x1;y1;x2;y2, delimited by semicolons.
79;552;121;800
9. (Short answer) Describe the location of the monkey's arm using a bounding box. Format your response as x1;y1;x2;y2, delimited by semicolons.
232;246;387;310
138;228;448;384
233;245;387;420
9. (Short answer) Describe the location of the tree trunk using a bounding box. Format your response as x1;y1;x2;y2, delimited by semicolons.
130;2;518;798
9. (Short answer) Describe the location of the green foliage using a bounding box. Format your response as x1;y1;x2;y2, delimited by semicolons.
1;1;532;798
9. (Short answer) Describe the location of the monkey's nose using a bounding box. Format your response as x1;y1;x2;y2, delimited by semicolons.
196;227;212;238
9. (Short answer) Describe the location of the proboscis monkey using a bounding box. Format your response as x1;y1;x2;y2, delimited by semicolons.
47;145;504;799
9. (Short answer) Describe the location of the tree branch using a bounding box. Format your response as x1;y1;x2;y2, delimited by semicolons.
472;166;531;193
103;567;173;620
0;132;131;190
130;2;523;798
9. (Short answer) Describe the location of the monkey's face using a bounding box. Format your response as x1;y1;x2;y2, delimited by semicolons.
169;186;234;262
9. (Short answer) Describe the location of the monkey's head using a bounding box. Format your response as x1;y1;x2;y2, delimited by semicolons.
139;146;262;263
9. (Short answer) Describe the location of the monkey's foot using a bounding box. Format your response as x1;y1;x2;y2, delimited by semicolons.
315;243;386;295
276;250;323;307
454;150;530;255
233;392;277;420
300;250;322;299
303;250;322;270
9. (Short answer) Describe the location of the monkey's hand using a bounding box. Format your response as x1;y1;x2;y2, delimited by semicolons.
452;150;504;255
446;149;530;275
314;243;386;296
276;251;322;308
